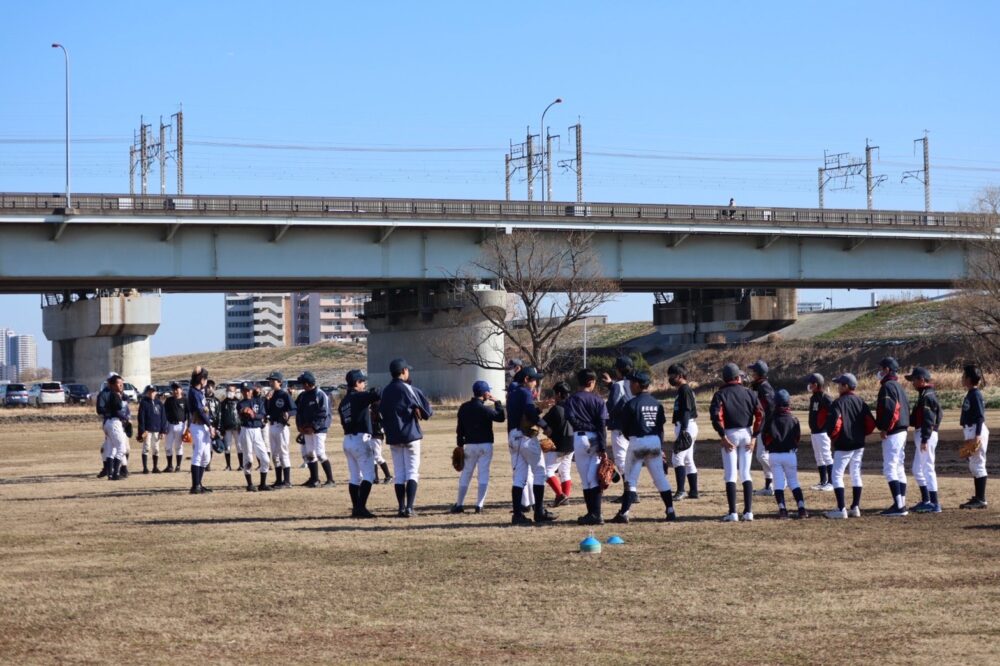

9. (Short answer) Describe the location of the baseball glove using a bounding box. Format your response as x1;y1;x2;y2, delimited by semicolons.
519;414;541;439
123;421;134;439
452;446;464;472
181;430;192;443
539;435;556;452
674;430;693;452
211;436;226;454
959;439;980;458
597;454;616;491
295;433;305;445
240;407;256;419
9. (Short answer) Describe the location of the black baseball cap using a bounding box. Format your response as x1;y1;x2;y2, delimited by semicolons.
833;373;858;389
521;366;543;381
267;370;284;382
775;389;791;407
904;367;931;382
298;371;316;385
389;358;411;376
614;356;634;372
627;370;651;387
240;381;253;391
722;363;741;382
748;360;769;376
804;373;825;386
346;369;367;386
879;357;900;372
170;381;181;390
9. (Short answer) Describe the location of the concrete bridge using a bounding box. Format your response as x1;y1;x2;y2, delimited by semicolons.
1;193;992;396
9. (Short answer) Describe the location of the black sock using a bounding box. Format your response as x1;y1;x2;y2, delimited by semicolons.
308;461;319;483
725;481;737;514
359;480;372;509
791;487;805;507
348;483;359;510
817;466;827;485
765;478;773;490
259;471;267;487
929;490;939;506
919;486;929;503
620;487;634;515
851;486;863;509
834;487;846;510
621;477;629;501
674;467;686;493
237;452;244;468
592;489;603;519
512;486;524;514
404;479;417;510
774;489;786;509
152;455;159;469
190;466;199;490
660;490;674;513
742;480;753;514
663;461;670;476
826;464;833;484
900;482;907;501
321;459;334;483
380;462;391;478
224;452;231;468
533;484;545;516
888;480;899;504
975;476;987;501
394;483;405;510
244;472;253;487
687;473;698;498
141;454;148;471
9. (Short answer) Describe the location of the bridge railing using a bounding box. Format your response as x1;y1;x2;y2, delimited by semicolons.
0;192;990;229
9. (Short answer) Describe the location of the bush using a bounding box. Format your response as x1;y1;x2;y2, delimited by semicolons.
586;353;651;380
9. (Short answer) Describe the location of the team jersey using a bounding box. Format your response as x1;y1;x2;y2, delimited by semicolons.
265;389;296;426
750;379;776;436
671;383;697;429
339;389;379;436
910;385;943;442
827;392;876;451
875;376;910;435
960;388;986;436
764;408;800;453
808;391;833;434
606;379;633;431
237;396;265;428
709;381;762;437
564;390;609;451
455;398;505;445
164;395;188;424
619;392;666;440
541;403;575;453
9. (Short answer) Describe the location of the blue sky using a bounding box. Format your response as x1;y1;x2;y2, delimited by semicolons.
3;1;998;365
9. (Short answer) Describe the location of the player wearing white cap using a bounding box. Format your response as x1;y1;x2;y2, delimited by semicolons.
906;367;943;514
824;374;876;519
451;380;505;514
805;373;834;491
959;364;990;509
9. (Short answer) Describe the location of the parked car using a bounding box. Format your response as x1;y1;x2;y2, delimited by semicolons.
29;381;67;407
122;383;139;403
63;383;91;405
0;383;30;407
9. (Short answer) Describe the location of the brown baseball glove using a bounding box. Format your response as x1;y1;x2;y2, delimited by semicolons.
597;453;616;491
240;407;256;419
959;439;980;459
539;435;556;452
182;430;192;443
452;446;464;472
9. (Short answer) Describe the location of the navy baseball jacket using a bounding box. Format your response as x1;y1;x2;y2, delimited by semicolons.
672;383;697;430
103;391;130;422
620;392;666;441
709;381;762;437
808;391;833;434
827;392;876;451
750;379;775;436
265;389;296;426
138;396;166;435
339;389;379;436
456;398;505;445
875;375;910;435
237;396;265;428
378;378;433;445
910;386;943;443
187;387;213;426
960;388;986;436
541;403;575;453
606;380;633;431
295;388;331;434
506;384;539;433
764;407;800;453
564;390;609;451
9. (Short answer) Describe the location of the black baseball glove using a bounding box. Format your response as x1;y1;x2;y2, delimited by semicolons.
674;430;693;452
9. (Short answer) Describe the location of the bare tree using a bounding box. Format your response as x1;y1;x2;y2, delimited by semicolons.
943;185;1000;366
443;229;617;374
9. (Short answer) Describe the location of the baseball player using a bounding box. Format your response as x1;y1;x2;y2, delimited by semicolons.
186;367;217;494
667;363;699;500
137;385;166;474
747;360;775;496
219;383;241;471
295;371;334;488
710;362;763;522
203;380;221;472
101;374;131;481
806;373;834;491
507;367;554;525
959;364;989;509
762;389;808;519
237;382;270;491
370;399;393;484
95;376;114;478
610;371;677;523
875;357;910;517
542;381;575;508
565;368;610;526
906;367;943;513
163;381;189;473
265;371;296;489
451;380;505;514
603;356;635;505
824;373;876;519
378;358;433;517
338;369;380;518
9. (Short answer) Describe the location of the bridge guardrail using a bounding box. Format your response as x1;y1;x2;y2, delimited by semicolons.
0;192;990;230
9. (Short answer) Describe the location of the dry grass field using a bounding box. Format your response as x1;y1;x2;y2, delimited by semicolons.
1;408;999;665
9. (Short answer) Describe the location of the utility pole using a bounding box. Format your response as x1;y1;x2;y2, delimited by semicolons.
158;116;169;195
864;138;886;210
817;149;865;209
545;129;559;202
140;116;149;195
558;123;584;202
818;167;824;209
129;144;137;196
504;153;511;201
903;131;931;212
526;128;534;201
172;108;184;195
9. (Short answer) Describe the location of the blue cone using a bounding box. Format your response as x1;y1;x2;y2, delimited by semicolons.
606;535;625;545
580;536;602;553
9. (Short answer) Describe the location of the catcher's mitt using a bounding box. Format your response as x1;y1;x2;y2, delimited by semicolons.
597;454;616;491
452;446;464;472
539;435;556;452
959;439;980;459
674;430;693;452
181;430;192;443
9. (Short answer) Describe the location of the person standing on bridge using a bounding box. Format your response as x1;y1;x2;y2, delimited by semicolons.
875;357;910;517
265;371;295;489
163;382;189;473
747;360;776;496
379;359;433;518
295;372;335;488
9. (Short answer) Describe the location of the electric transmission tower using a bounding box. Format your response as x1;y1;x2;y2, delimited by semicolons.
902;131;931;212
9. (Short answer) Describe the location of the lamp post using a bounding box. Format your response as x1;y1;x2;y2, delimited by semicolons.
539;98;562;202
51;43;71;210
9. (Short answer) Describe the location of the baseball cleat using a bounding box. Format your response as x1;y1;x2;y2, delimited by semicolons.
673;490;688;501
553;494;569;507
912;501;932;513
474;506;483;514
382;476;394;484
881;506;908;517
405;508;417;518
777;509;790;520
511;513;533;526
354;508;376;519
396;509;407;518
578;513;604;526
246;485;257;492
609;512;630;524
449;504;465;514
819;483;834;492
810;483;825;491
302;480;319;488
258;484;272;492
534;510;557;523
199;486;213;493
848;506;861;518
825;508;848;519
664;511;677;522
741;511;754;522
189;487;202;494
721;512;739;522
960;497;988;509
797;507;809;519
753;488;774;497
321;480;336;488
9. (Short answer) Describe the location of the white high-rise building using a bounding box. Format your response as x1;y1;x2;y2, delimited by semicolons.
12;335;37;376
295;292;368;344
224;293;291;350
0;328;14;381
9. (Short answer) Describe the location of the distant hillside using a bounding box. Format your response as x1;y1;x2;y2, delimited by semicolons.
816;298;959;341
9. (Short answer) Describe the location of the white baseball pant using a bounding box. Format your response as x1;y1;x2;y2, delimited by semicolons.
456;442;493;508
573;432;602;490
304;432;329;463
611;429;629;475
671;422;699;473
756;432;773;480
831;448;864;489
769;451;800;491
911;431;939;492
544;450;573;482
508;429;545;488
164;422;186;457
268;424;291;467
103;419;128;462
963;425;990;478
810;432;833;466
238;427;270;473
223;429;238;453
372;437;386;465
189;423;212;467
625;435;672;493
881;431;908;483
343;433;376;484
721;428;753;484
390;441;421;483
142;431;162;456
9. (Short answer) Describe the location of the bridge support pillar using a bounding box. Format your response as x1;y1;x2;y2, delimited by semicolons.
363;286;508;400
42;293;161;394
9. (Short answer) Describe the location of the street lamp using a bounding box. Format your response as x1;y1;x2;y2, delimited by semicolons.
539;98;562;202
51;43;70;210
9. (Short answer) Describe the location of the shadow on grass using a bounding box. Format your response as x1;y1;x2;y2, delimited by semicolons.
136;515;333;526
963;524;1000;531
0;473;96;485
